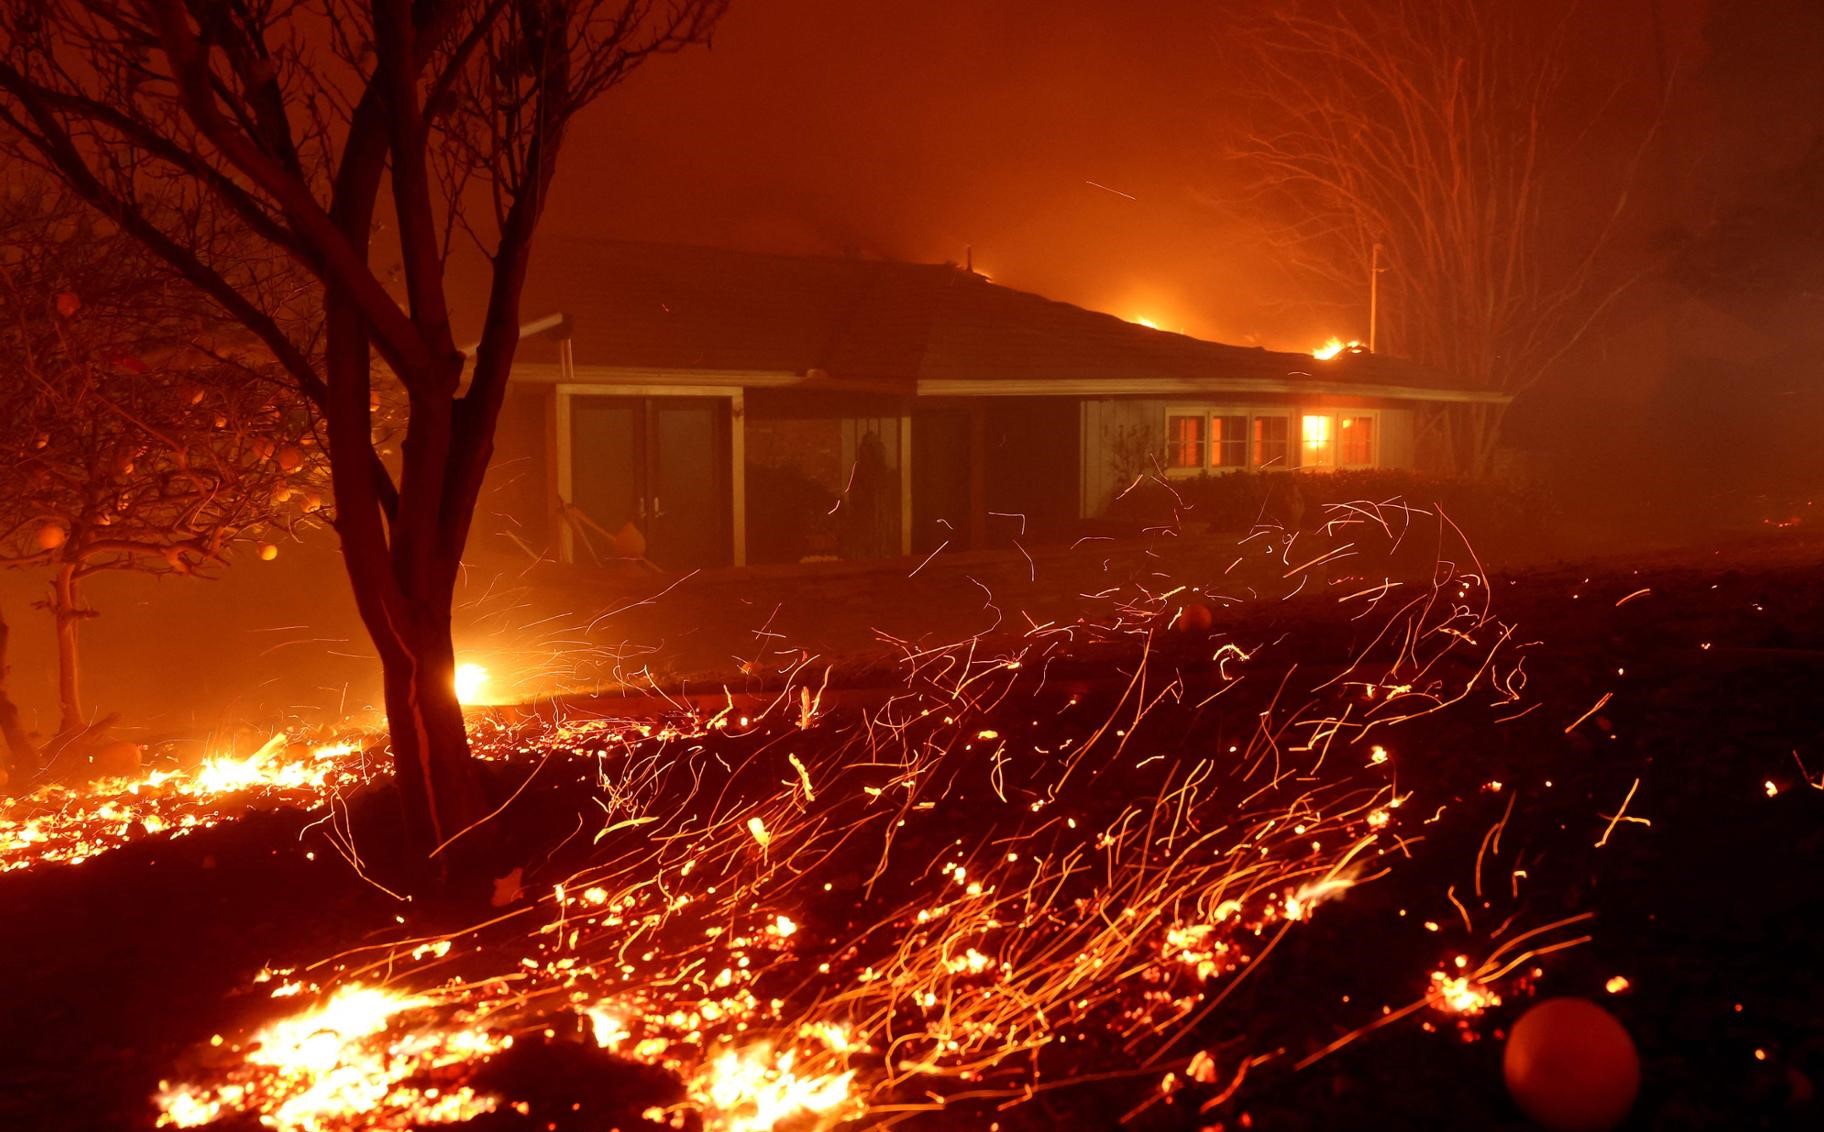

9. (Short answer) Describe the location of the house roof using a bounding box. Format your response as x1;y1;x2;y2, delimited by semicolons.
506;238;1504;404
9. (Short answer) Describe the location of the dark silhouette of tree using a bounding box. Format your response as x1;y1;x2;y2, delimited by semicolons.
0;608;33;783
1679;136;1824;321
1222;0;1665;473
0;183;321;777
0;0;728;870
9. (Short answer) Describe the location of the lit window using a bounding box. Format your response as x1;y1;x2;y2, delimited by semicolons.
1166;414;1206;469
1215;415;1248;467
1302;414;1335;469
1340;416;1374;466
1253;416;1289;468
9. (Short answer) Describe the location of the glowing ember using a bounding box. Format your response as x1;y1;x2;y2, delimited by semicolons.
2;735;370;873
691;1044;857;1132
154;985;509;1131
1428;968;1499;1016
192;735;321;794
1312;337;1365;360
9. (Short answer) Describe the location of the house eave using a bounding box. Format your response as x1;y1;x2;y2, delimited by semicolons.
509;362;1506;405
510;362;908;396
914;376;1511;405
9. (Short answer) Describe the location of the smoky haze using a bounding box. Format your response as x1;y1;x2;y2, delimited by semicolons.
528;1;1289;344
520;0;1738;348
6;0;1824;743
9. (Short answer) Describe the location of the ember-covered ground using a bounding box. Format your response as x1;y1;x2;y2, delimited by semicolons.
3;523;1822;1132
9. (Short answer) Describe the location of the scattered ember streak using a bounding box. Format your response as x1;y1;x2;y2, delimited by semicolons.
1595;777;1649;847
23;499;1606;1129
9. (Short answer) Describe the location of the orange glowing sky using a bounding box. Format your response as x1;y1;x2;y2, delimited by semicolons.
497;0;1819;358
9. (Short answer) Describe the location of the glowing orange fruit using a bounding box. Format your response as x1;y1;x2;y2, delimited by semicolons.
1503;997;1639;1131
36;523;67;550
258;543;279;561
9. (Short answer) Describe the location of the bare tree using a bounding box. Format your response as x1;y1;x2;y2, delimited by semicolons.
1222;0;1665;472
0;607;35;781
0;1;728;867
0;182;322;774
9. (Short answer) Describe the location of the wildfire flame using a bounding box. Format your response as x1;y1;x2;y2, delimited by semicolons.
2;736;367;873
690;1044;857;1132
155;984;509;1130
1312;337;1365;360
453;663;490;704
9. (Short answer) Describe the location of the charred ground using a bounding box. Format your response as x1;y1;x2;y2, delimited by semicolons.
1;536;1821;1131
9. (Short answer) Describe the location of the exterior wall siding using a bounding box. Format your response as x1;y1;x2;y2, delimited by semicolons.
1378;408;1417;468
1079;398;1167;518
1080;399;1429;519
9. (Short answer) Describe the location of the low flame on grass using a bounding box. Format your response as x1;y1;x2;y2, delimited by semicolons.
689;1044;858;1132
155;984;510;1130
1;735;371;872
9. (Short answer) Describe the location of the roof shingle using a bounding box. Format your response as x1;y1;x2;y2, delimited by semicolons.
510;238;1475;396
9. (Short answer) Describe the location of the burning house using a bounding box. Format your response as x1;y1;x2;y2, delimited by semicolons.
483;240;1507;570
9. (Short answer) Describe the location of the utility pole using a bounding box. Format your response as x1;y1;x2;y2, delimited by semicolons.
1368;242;1382;353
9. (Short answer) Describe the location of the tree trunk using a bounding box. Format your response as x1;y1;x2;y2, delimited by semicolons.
374;601;487;862
0;606;41;780
49;563;82;737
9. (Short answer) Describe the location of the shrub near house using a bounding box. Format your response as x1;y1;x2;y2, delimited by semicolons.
1108;468;1553;550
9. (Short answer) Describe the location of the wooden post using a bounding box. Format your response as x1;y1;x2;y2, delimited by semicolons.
893;414;913;558
553;388;574;564
732;393;748;566
968;404;988;549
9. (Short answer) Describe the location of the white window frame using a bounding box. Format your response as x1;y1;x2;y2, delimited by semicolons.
1163;409;1209;473
1251;412;1293;471
1296;409;1382;472
1162;406;1294;475
1336;411;1381;469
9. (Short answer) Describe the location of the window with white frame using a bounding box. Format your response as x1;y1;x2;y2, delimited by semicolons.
1339;414;1375;466
1215;414;1248;468
1164;408;1293;473
1298;411;1379;470
1165;412;1206;469
1301;414;1335;469
1252;414;1290;469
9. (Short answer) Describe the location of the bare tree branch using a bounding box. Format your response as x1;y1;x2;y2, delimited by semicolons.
1219;0;1672;470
